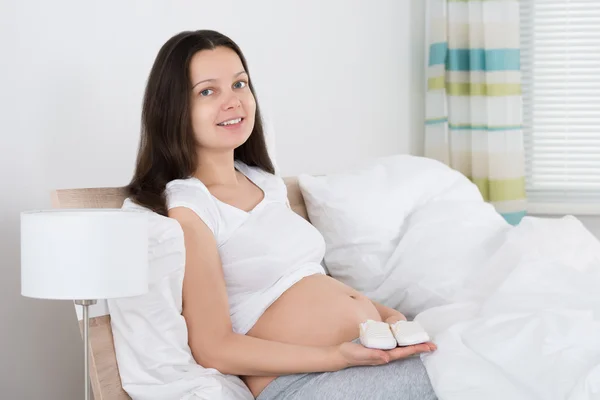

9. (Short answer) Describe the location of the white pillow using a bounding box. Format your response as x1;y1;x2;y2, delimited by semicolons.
297;154;482;295
108;199;253;400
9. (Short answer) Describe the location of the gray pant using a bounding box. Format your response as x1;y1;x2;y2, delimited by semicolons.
256;346;437;400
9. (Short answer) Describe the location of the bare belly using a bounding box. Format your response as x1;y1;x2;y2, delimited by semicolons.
242;274;382;397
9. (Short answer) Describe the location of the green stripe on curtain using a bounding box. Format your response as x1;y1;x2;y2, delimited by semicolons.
427;76;446;90
428;80;521;96
470;177;526;202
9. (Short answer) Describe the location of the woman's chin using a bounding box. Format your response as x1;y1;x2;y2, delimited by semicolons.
218;131;252;150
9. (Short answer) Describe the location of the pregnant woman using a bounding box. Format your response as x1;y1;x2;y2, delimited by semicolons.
127;29;437;400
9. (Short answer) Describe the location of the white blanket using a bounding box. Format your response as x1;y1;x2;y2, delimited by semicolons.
372;196;600;399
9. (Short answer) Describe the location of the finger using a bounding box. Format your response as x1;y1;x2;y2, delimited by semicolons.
375;350;390;364
385;314;407;324
406;342;436;353
386;344;432;359
411;343;435;353
368;349;390;365
426;342;438;351
351;343;390;365
385;347;415;360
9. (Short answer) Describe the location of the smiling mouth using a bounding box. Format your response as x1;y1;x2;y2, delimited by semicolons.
217;117;244;127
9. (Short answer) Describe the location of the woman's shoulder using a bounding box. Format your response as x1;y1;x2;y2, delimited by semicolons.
164;177;220;235
165;177;214;203
165;176;207;191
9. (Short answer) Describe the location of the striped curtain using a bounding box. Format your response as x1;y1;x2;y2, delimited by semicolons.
425;0;526;225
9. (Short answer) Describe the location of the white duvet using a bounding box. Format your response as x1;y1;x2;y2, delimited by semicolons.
301;155;600;399
371;185;600;399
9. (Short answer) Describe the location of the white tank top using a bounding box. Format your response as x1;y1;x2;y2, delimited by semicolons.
165;160;326;334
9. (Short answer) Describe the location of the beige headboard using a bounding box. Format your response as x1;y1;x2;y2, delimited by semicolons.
51;177;308;400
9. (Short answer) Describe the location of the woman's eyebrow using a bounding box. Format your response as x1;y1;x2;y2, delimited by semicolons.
192;78;215;88
192;70;247;89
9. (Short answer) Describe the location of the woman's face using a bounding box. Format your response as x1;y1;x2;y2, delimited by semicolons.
188;46;256;152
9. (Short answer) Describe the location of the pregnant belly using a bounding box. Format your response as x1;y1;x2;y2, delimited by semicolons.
243;274;382;397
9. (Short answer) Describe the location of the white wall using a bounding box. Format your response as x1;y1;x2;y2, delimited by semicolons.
0;0;425;398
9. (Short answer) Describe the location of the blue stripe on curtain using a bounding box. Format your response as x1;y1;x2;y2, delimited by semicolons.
501;210;527;226
424;120;522;131
447;124;523;131
428;42;448;66
429;45;520;71
425;117;449;125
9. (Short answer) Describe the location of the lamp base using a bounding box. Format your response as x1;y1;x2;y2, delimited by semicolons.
74;299;97;307
75;299;97;400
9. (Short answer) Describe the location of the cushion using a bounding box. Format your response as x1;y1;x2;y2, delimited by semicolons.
297;154;483;296
107;199;253;400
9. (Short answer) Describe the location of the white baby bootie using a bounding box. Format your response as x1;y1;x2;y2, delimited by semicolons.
390;320;430;346
359;320;397;350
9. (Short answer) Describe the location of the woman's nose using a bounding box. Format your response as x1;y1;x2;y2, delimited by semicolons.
222;93;241;110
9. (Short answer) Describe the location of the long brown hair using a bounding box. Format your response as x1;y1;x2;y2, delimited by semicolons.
126;30;275;216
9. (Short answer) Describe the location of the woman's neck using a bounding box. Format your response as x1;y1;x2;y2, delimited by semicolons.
193;150;239;187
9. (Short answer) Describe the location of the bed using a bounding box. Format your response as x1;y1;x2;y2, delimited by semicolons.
51;154;600;399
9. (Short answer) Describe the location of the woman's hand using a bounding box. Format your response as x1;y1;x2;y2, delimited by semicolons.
384;314;407;325
370;300;408;324
336;340;437;369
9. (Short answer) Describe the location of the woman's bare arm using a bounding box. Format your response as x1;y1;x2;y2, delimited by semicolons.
170;207;346;376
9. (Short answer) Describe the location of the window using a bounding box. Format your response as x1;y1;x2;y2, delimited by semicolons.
520;0;600;214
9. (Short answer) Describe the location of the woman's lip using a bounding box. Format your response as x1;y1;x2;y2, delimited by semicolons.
217;117;244;126
217;117;245;130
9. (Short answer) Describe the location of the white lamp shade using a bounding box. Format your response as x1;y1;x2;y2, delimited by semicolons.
21;209;149;300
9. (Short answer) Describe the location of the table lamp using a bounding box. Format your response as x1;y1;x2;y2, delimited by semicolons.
20;209;149;400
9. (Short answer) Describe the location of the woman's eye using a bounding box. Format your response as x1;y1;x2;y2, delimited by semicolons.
233;81;247;89
200;89;214;97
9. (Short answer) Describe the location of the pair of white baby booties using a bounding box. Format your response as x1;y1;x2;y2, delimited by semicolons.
359;320;430;350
